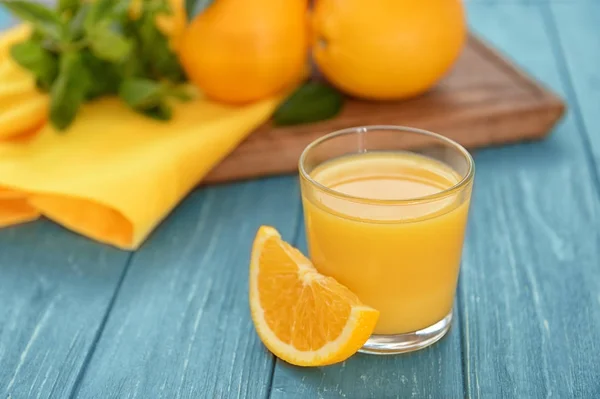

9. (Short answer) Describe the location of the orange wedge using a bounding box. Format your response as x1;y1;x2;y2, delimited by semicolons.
0;58;32;81
0;95;48;139
0;52;48;139
249;226;379;366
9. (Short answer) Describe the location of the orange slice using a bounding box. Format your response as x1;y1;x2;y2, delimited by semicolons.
249;226;379;366
0;58;32;81
0;95;48;139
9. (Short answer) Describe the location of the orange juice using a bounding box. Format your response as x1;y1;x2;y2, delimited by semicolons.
302;151;471;334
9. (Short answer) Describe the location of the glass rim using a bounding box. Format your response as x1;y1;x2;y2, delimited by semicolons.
298;125;475;205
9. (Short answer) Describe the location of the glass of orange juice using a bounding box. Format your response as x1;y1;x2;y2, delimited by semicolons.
299;126;474;354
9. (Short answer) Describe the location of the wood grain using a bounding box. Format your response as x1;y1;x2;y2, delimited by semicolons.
1;3;600;399
71;178;301;399
462;4;600;398
269;226;466;399
549;3;600;181
0;221;129;399
203;35;565;184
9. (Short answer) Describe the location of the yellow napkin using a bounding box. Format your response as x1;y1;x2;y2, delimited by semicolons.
0;96;280;249
0;23;282;249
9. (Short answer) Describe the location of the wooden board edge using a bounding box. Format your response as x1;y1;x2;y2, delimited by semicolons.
201;33;567;185
203;99;566;185
468;33;567;108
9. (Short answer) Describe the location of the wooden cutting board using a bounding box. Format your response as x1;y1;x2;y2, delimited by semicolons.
204;35;565;184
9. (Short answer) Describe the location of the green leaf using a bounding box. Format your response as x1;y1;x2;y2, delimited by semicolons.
143;102;173;121
120;50;144;78
58;0;80;15
0;0;63;40
10;39;58;90
81;50;121;99
49;52;90;130
119;78;174;121
273;82;344;126
119;78;165;109
84;0;130;30
135;13;185;81
185;0;215;22
168;84;197;102
153;0;172;14
68;3;91;40
88;22;132;62
2;0;186;131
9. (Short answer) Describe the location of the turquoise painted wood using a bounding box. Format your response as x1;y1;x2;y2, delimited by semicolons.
0;222;130;398
1;2;600;398
463;3;600;398
72;178;301;398
549;3;600;181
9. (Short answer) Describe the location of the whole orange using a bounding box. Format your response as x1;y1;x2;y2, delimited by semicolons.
312;0;466;100
179;0;308;104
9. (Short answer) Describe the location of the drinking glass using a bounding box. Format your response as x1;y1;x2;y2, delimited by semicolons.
299;126;474;354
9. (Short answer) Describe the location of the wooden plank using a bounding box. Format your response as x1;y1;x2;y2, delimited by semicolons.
462;4;600;398
0;12;131;399
204;34;564;184
72;177;301;399
0;221;130;399
270;225;465;399
549;3;600;180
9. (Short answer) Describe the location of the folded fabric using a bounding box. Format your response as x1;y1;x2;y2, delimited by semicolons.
0;96;280;249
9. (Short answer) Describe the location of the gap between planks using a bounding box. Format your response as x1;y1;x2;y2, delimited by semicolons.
540;4;600;197
67;252;136;399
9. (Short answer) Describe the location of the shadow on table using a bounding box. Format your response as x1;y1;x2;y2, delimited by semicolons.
271;322;464;398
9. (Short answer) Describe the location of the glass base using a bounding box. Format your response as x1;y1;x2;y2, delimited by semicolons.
359;311;453;355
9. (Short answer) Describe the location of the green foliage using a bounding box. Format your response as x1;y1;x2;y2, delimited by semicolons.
274;82;344;126
0;0;191;130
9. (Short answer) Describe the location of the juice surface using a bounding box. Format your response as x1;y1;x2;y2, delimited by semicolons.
302;151;471;334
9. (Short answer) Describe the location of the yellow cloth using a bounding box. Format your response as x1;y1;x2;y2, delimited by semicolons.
0;96;279;249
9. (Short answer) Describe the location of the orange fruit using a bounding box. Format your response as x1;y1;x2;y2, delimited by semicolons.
0;95;48;140
249;226;379;366
0;56;48;140
179;0;308;104
312;0;466;100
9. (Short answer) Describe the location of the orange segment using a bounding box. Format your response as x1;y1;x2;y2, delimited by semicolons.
0;24;49;139
0;95;48;139
0;58;32;81
249;226;379;366
0;55;48;139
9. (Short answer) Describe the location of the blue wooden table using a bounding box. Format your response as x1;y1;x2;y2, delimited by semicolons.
2;2;599;398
